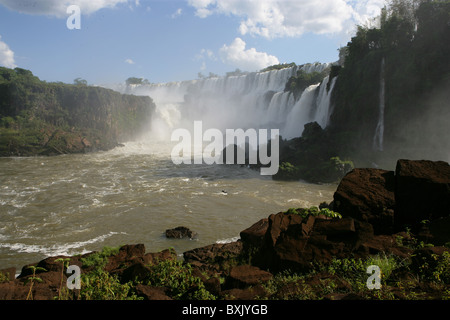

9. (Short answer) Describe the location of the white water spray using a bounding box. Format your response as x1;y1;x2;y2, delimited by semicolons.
116;63;337;141
373;57;386;151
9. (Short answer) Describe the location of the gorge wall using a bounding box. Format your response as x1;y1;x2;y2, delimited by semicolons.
0;67;156;156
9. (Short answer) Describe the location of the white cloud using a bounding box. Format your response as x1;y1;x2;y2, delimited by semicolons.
0;0;131;18
219;37;279;72
171;8;183;19
188;0;385;39
196;48;217;61
0;35;16;68
125;58;135;65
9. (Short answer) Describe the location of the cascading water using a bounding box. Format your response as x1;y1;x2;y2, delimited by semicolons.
121;62;337;141
373;57;386;151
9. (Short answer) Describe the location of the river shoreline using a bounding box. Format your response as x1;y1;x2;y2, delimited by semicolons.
1;159;449;300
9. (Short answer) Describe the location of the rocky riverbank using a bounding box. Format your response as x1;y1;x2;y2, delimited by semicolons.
0;159;449;300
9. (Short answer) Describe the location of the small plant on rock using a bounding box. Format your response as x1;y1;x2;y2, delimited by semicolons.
25;265;47;300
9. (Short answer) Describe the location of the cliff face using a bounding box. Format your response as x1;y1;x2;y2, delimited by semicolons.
327;1;450;165
275;1;450;182
0;67;155;156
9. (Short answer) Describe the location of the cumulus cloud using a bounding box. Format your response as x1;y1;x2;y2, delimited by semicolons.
0;0;131;18
219;37;279;72
188;0;385;39
0;35;16;68
196;48;217;61
125;58;135;65
171;8;183;19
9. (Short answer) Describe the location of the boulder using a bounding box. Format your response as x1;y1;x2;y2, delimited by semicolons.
240;218;269;247
183;241;243;272
135;284;172;300
225;265;273;289
395;159;450;230
253;212;379;273
18;255;82;278
143;248;177;265
120;262;152;283
333;168;396;234
105;244;147;273
165;226;197;239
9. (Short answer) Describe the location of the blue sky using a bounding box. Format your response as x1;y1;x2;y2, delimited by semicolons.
0;0;385;85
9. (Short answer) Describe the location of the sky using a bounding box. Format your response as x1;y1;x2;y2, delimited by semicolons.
0;0;385;85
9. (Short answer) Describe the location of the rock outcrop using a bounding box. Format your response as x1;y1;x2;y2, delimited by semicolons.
395;159;450;230
165;226;198;239
333;168;396;234
333;159;450;234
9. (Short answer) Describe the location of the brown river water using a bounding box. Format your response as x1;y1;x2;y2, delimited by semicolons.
0;140;337;273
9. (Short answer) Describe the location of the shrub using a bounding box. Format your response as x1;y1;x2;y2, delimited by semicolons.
285;206;342;219
145;259;216;300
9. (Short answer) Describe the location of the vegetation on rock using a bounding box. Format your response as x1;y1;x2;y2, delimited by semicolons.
0;67;155;156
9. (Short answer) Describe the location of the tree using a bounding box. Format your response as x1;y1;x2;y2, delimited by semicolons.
125;77;150;86
74;78;87;86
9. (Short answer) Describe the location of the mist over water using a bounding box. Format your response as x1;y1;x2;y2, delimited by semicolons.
117;63;336;142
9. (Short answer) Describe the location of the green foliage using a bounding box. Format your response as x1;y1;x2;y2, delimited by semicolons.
329;0;450;161
79;268;140;300
125;77;150;85
73;78;87;86
261;62;296;73
417;251;450;284
80;246;120;270
285;70;327;99
0;271;10;283
25;265;47;300
54;258;71;300
263;271;316;300
276;162;300;180
0;67;155;156
285;206;343;219
145;259;216;300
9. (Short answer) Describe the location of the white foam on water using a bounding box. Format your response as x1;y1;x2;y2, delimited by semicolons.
0;231;126;257
216;236;240;244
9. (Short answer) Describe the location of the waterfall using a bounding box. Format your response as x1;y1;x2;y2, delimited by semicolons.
314;76;337;129
119;62;336;141
373;57;385;151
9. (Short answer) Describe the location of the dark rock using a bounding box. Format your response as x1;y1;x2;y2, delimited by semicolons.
166;226;197;239
18;255;82;278
220;285;268;300
0;281;29;300
418;217;450;246
251;211;401;273
240;218;269;247
135;284;172;300
143;248;177;265
333;168;396;234
313;217;356;236
395;159;450;230
192;267;222;296
225;265;273;289
105;244;147;273
118;244;146;259
357;234;412;259
183;241;243;272
120;262;152;283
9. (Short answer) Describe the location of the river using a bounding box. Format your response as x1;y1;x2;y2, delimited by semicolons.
0;140;337;273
